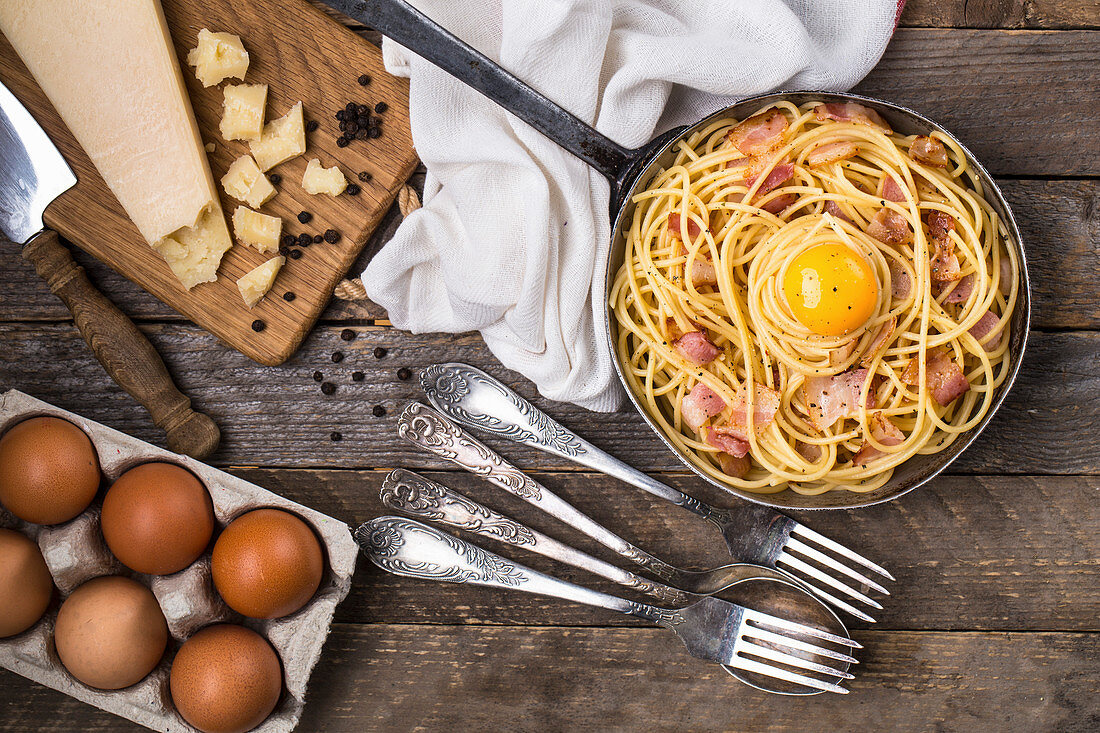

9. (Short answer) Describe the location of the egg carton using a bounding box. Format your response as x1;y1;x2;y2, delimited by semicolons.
0;389;357;733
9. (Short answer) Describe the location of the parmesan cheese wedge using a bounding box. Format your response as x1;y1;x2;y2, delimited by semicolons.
231;206;282;254
0;1;233;290
250;102;306;171
237;256;285;308
220;83;267;141
301;158;347;196
222;156;276;209
187;28;249;87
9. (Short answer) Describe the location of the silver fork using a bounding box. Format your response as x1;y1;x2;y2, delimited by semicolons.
358;516;859;694
381;468;801;607
419;362;893;622
399;402;816;607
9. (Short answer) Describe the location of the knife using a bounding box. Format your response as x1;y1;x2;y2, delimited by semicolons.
0;81;220;459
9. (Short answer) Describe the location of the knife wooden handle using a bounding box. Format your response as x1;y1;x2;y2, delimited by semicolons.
22;230;220;459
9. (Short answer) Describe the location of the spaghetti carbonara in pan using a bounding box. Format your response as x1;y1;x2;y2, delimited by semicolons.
610;100;1018;495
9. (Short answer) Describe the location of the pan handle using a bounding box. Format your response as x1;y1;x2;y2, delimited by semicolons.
332;0;638;195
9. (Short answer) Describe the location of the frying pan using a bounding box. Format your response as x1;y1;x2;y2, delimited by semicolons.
330;0;1031;510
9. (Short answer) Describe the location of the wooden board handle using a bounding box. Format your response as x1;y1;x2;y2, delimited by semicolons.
22;230;220;459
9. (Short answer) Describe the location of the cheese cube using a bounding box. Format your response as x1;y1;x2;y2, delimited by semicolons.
187;29;249;88
249;102;306;171
153;206;234;290
237;256;285;308
220;83;267;141
231;206;282;254
221;155;276;209
301;158;348;196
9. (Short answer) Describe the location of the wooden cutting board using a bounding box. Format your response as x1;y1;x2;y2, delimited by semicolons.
0;0;417;365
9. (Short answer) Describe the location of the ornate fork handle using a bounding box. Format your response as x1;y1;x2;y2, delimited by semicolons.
399;402;683;584
381;469;694;606
420;363;730;526
356;516;685;627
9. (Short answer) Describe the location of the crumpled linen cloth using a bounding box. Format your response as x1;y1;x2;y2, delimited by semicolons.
364;0;903;411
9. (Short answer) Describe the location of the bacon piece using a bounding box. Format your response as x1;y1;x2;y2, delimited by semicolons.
814;102;893;134
704;426;750;458
759;192;798;215
801;368;875;431
902;347;970;406
724;383;781;440
727;109;789;156
910;136;949;167
867;209;913;246
688;257;718;287
881;176;906;202
853;413;906;466
829;338;858;367
750;161;795;197
724;156;762;177
824;200;854;224
888;259;912;300
927;211;962;282
796;441;823;463
807;141;859;166
943;273;975;303
668;212;703;241
717;451;751;478
968;311;1003;352
681;383;726;431
998;256;1014;296
861;316;897;366
673;331;721;366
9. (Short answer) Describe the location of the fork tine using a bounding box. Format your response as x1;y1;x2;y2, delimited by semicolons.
784;537;890;596
743;625;859;664
728;657;850;694
790;524;895;582
778;552;884;609
737;639;854;680
782;575;877;623
743;608;862;648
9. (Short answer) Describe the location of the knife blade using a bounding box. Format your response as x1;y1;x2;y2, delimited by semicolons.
0;80;219;459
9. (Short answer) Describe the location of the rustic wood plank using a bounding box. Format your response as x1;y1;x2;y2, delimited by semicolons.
0;324;1095;475
224;469;1100;631
0;628;1096;732
901;0;1100;29
853;31;1100;176
4;179;1096;329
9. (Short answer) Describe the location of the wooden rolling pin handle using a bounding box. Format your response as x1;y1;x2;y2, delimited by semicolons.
22;230;221;459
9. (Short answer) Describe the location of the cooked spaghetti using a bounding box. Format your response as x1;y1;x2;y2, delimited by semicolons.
610;100;1018;495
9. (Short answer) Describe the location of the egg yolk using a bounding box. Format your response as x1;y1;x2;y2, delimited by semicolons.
782;243;878;336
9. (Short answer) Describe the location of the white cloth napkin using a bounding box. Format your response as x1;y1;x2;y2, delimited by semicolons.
364;0;902;411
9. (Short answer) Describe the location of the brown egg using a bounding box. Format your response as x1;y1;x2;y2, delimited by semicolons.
0;416;100;524
211;509;323;619
170;624;282;733
101;462;215;575
0;528;54;637
54;576;167;689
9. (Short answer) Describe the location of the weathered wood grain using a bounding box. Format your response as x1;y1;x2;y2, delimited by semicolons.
1;628;1096;732
3;180;1097;329
902;0;1100;29
0;324;1094;474
853;31;1100;176
227;469;1100;631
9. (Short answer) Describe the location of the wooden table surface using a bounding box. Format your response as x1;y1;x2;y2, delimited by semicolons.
1;1;1098;731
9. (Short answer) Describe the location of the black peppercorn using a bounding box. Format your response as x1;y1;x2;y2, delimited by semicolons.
297;211;313;224
346;102;357;113
397;367;412;381
335;110;346;121
283;291;296;302
367;127;381;139
330;431;342;441
357;115;371;127
278;245;290;256
313;370;323;382
324;229;341;244
354;129;368;140
373;346;387;358
352;371;365;382
313;234;324;244
289;249;302;260
372;405;386;417
331;351;344;363
356;103;370;115
375;102;388;114
338;120;348;132
321;382;336;395
346;183;361;196
370;116;383;127
281;234;295;247
306;119;319;132
269;173;282;185
358;171;372;182
340;328;356;341
358;74;371;86
251;319;265;332
297;233;312;247
336;136;350;148
346;122;359;135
